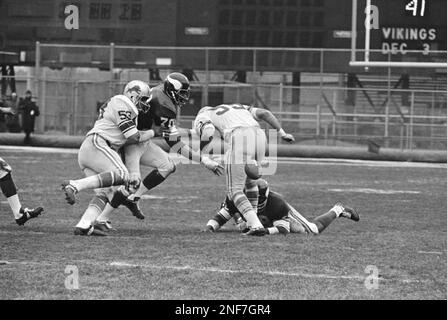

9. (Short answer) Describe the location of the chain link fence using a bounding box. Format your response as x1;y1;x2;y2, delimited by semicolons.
24;43;447;150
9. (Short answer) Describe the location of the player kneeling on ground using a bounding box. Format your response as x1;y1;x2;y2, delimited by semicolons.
204;179;359;235
0;157;44;225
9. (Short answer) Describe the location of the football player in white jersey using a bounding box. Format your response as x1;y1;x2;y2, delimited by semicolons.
194;103;294;236
61;80;156;236
93;73;224;231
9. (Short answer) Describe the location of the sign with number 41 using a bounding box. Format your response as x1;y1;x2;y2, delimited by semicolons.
405;0;426;17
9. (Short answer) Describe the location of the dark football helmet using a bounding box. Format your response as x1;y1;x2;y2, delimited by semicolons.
164;72;190;107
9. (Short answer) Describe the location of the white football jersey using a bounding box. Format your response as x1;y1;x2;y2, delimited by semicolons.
194;103;260;140
87;94;139;148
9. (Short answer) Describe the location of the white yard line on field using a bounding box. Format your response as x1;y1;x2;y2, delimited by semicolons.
0;247;435;284
0;230;46;235
109;261;368;280
109;261;428;284
328;188;421;195
417;251;443;255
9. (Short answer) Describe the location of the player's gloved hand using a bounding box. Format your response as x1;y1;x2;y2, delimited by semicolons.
235;217;248;232
201;156;224;176
279;129;295;143
128;173;141;193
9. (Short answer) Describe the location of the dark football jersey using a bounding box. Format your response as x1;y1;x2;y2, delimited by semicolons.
224;188;290;226
263;191;290;222
137;84;177;133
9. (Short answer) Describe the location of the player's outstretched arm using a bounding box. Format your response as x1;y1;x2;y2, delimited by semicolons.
254;108;295;143
164;126;224;176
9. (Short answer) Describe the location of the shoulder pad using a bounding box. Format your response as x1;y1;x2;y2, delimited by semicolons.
150;86;177;114
113;95;139;115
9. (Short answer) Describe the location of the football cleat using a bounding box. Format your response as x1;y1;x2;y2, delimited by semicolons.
62;181;78;205
94;221;114;232
123;197;145;220
74;225;107;236
335;202;360;222
242;227;268;237
15;206;44;226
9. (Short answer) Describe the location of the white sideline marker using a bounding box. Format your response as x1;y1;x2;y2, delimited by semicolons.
110;261;428;284
110;261;367;280
418;251;443;255
0;257;431;284
328;188;421;195
0;145;78;154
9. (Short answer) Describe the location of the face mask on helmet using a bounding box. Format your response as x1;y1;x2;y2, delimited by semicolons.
136;95;151;113
176;88;190;106
165;73;190;107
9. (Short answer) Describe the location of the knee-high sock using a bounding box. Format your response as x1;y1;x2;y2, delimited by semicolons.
232;191;263;229
70;172;126;192
245;179;259;214
76;195;108;229
128;169;165;200
0;173;21;219
96;203;115;223
312;208;338;233
207;203;233;231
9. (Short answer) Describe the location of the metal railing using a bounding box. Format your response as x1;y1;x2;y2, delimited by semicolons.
3;43;446;150
34;43;447;104
5;74;444;150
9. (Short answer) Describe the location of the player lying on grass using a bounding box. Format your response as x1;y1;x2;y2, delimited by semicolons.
0;157;44;225
92;73;223;232
194;103;295;236
204;178;359;235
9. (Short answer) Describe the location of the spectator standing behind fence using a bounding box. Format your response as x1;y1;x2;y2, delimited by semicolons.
5;93;21;133
19;90;40;145
0;96;7;132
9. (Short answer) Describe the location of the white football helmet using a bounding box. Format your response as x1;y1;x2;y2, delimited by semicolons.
123;80;151;113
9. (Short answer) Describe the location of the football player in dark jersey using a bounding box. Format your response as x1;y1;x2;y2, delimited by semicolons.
94;73;223;230
204;178;359;235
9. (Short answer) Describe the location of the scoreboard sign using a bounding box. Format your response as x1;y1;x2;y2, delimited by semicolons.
381;27;436;54
373;0;447;55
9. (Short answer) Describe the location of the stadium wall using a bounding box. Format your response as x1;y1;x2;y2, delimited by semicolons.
2;133;447;163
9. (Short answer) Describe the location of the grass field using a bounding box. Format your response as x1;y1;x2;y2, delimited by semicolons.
0;147;446;299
